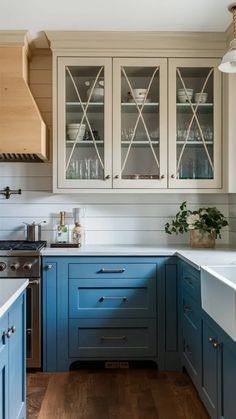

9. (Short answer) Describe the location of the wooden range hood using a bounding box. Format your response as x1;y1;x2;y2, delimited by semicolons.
0;31;47;162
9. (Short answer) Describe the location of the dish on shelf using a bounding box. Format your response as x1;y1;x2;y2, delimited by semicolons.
66;123;86;141
194;92;208;103
127;98;151;104
177;88;193;103
85;80;104;102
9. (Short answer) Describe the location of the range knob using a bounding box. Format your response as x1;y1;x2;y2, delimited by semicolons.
0;262;6;272
10;263;20;271
23;263;32;271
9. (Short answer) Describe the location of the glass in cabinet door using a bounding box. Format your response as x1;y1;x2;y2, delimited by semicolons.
57;58;112;189
113;58;167;188
169;59;221;189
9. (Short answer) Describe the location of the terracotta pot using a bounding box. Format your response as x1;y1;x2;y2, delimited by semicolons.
190;229;216;248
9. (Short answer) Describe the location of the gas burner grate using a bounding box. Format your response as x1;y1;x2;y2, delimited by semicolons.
0;241;47;251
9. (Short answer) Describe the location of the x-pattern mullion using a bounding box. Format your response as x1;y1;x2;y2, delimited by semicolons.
120;66;160;176
176;67;214;175
65;66;104;173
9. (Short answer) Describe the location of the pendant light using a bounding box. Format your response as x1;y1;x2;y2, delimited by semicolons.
219;3;236;73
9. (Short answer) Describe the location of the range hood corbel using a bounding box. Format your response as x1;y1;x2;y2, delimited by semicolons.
0;30;47;162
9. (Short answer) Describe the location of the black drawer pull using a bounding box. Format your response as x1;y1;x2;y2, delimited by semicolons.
101;335;127;341
99;296;128;302
184;277;193;285
99;268;126;273
183;305;192;313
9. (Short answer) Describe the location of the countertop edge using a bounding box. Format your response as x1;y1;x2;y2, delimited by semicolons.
0;279;29;318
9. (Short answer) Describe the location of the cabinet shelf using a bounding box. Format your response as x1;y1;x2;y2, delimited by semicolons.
66;102;104;112
121;140;159;146
66;140;104;146
176;103;213;114
121;102;159;113
177;141;213;145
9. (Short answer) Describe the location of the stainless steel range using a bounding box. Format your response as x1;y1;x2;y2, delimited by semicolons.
0;240;46;368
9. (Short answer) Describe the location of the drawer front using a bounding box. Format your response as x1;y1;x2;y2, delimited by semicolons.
182;265;200;303
69;277;156;318
182;291;200;329
69;263;156;279
69;318;156;358
183;317;201;383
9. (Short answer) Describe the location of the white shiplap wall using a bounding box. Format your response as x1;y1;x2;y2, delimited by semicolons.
0;48;231;246
229;194;236;245
0;162;230;244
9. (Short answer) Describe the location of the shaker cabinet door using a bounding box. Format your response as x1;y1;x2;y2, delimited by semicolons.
168;58;222;189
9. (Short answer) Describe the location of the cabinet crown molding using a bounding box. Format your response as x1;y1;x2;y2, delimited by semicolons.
46;30;227;55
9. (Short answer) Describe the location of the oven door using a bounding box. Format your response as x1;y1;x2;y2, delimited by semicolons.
26;278;41;368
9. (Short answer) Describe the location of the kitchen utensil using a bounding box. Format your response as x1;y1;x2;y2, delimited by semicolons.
67;123;86;141
177;88;193;103
132;88;147;98
85;80;104;102
23;221;46;241
194;92;208;103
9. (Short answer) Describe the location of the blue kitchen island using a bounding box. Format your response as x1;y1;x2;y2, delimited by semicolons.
0;278;28;419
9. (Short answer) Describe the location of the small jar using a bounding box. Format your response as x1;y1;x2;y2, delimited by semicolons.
71;223;84;247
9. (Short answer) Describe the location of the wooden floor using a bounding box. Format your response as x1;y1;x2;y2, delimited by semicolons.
27;367;209;419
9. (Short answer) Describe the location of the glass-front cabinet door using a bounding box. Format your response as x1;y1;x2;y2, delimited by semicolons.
168;58;221;189
113;58;167;189
57;57;112;189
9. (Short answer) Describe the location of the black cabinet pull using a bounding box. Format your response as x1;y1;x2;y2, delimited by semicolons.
99;296;128;302
99;268;125;274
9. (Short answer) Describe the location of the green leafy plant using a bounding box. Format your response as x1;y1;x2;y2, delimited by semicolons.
165;201;228;239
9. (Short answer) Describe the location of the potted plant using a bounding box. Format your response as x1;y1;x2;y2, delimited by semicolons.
164;201;228;248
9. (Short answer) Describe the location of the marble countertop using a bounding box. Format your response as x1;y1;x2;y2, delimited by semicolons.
42;244;236;270
0;278;29;318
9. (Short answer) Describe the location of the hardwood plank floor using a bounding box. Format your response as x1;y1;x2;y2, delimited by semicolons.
27;368;209;419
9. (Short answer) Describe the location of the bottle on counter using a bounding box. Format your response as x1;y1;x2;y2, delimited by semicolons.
56;211;69;243
71;207;85;247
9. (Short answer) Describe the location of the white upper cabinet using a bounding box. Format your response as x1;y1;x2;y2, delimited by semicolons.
168;58;222;189
56;57;112;190
53;54;222;193
113;58;167;189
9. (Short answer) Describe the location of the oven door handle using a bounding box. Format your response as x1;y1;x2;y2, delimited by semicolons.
29;279;40;285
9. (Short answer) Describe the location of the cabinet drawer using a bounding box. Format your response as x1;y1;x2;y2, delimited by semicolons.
68;263;156;279
69;318;156;358
183;317;201;385
182;265;200;303
69;277;156;318
182;291;200;329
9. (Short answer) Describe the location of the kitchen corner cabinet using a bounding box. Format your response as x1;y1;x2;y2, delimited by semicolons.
53;54;222;192
42;256;180;372
180;261;236;419
0;292;26;419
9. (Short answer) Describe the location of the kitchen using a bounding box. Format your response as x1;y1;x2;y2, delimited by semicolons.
1;0;236;418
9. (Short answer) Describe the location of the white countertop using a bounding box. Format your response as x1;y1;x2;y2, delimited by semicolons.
42;244;236;270
0;278;29;318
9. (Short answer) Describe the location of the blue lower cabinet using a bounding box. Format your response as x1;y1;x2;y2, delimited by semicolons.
43;256;180;372
221;338;236;419
69;318;156;358
0;292;26;419
69;277;156;318
182;317;201;388
0;315;9;419
200;318;219;419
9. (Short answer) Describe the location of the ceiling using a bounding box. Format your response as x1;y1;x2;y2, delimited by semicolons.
1;0;233;47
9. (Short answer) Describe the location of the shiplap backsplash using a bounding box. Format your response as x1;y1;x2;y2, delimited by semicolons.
229;194;236;245
0;49;232;246
0;161;230;244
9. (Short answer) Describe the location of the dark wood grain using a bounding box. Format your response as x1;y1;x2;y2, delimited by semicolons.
27;368;209;419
